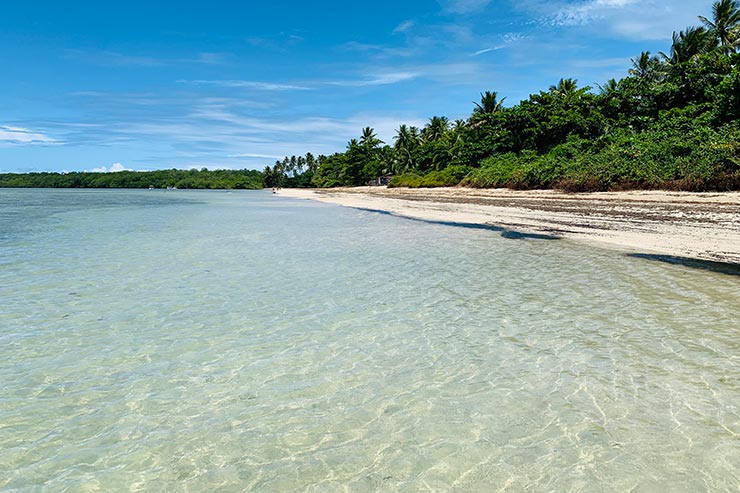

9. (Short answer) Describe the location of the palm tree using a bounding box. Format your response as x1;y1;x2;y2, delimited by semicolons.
549;78;579;97
596;78;619;95
660;27;716;65
393;124;415;151
629;51;665;81
409;126;421;142
451;123;466;147
698;0;740;51
289;156;297;177
472;90;506;114
423;116;449;142
393;125;417;174
360;127;382;147
305;152;317;173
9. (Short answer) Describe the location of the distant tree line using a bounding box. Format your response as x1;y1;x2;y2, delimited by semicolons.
267;0;740;192
0;168;264;189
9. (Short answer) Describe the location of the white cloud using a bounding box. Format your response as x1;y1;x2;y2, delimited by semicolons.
440;0;491;14
64;49;163;67
328;72;420;87
341;41;415;58
177;79;312;91
90;162;130;173
229;153;284;159
192;52;228;65
103;109;429;163
0;125;59;145
64;49;229;67
472;33;527;56
537;0;710;40
182;73;419;91
473;47;499;56
553;0;639;26
394;20;415;33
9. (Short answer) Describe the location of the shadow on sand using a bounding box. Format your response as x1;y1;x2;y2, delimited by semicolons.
355;207;560;241
628;253;740;277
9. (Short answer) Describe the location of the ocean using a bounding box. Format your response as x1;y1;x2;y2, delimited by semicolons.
1;188;738;491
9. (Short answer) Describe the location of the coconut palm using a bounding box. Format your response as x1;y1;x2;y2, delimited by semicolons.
698;0;740;51
305;152;317;173
392;125;416;174
628;51;665;82
360;127;382;148
393;124;415;151
423;116;449;142
549;78;579;97
596;78;619;95
409;126;420;141
288;155;297;176
473;90;506;114
660;27;716;65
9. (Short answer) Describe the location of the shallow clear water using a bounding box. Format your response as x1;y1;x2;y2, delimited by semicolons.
1;188;738;492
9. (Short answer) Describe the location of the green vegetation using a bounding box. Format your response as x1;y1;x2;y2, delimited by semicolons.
0;168;264;189
268;0;740;192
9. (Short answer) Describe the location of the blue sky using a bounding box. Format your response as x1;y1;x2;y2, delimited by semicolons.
0;0;712;173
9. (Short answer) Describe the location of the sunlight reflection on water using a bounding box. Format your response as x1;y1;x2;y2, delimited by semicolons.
1;189;738;491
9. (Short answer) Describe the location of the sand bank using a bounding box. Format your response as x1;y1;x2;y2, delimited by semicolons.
279;187;740;265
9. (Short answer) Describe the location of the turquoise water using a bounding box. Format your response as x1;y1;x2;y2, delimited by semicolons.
1;188;738;492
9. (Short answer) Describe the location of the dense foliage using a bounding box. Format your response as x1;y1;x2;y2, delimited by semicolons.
0;168;264;189
268;0;740;192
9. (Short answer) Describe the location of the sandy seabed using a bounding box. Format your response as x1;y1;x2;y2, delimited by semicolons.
280;187;740;265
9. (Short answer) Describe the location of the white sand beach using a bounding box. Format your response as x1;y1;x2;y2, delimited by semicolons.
280;187;740;264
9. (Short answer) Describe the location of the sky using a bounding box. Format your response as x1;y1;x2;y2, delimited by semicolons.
0;0;712;173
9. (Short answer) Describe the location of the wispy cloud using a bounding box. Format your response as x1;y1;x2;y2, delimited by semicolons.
33;89;429;168
180;73;420;91
228;152;284;159
328;72;420;87
341;41;415;59
245;32;305;52
440;0;491;14
190;52;229;65
64;49;228;67
178;79;312;91
394;20;415;33
0;125;59;145
521;0;710;40
552;0;639;26
473;47;497;56
472;33;527;56
107;110;426;164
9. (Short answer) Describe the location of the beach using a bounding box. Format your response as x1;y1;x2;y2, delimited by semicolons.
281;187;740;265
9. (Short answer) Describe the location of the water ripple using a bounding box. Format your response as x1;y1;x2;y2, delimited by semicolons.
0;190;738;491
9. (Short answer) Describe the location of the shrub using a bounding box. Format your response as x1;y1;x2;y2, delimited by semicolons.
388;166;471;188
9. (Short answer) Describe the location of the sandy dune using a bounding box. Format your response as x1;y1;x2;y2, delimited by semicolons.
279;187;740;265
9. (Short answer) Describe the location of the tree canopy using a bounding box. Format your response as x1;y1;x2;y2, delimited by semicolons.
265;1;740;192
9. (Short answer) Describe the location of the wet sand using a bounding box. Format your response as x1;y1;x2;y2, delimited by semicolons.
280;187;740;265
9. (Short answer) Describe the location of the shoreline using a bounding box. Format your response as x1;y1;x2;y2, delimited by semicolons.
279;186;740;265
